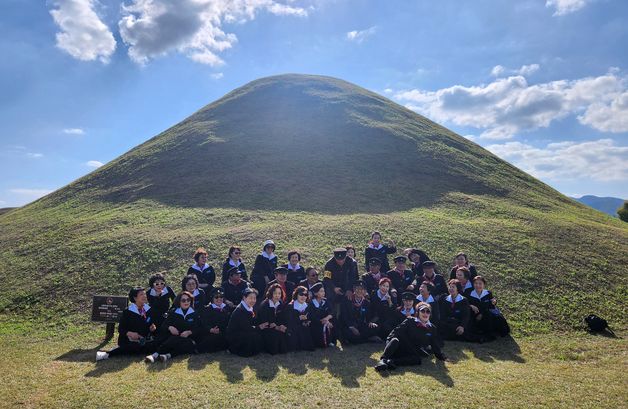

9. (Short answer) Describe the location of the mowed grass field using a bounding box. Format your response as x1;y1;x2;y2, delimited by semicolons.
0;317;625;408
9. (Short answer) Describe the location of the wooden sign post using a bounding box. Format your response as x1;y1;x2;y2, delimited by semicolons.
91;295;127;340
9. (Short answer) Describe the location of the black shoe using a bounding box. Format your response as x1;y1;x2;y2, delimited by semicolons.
384;359;397;370
374;359;390;372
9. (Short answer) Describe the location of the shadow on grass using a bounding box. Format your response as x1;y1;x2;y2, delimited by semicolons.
382;358;454;387
443;335;525;364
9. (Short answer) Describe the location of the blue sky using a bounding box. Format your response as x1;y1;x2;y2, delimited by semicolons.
1;0;627;207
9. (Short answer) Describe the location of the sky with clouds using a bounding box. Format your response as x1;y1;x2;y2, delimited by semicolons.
0;0;627;207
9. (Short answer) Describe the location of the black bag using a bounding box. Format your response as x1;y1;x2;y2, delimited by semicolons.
584;314;615;335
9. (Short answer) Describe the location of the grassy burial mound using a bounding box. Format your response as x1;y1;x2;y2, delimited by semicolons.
0;74;626;333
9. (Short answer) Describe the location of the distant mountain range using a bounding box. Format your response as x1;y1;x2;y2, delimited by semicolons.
573;195;625;217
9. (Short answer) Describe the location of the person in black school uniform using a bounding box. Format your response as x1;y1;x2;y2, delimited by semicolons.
265;267;296;304
197;288;232;353
387;255;415;296
361;258;385;299
221;267;250;307
188;247;216;291
364;231;396;273
146;272;176;329
309;282;337;348
339;280;381;344
323;248;357;307
395;292;417;327
414;260;448;297
284;250;306;284
416;282;441;325
298;267;322;298
221;246;247;283
145;291;200;363
406;248;431;278
375;302;447;372
182;275;207;311
285;286;315;351
454;267;474;297
226;287;263;357
257;283;289;354
345;245;360;283
371;277;399;339
449;252;478;280
251;240;278;295
468;276;510;338
96;287;159;361
439;279;474;342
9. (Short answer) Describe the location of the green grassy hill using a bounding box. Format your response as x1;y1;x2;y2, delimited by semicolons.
0;74;626;333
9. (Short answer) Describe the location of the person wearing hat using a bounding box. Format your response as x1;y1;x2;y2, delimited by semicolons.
187;247;216;291
309;282;337;348
220;267;250;307
285;286;315;351
386;255;415;296
364;231;397;273
323;248;358;307
395;291;417;327
283;250;307;284
361;258;385;299
414;260;448;297
374;302;447;372
257;283;289;354
197;288;232;353
251;240;279;295
264;266;296;304
405;248;432;278
339;280;381;344
226;287;263;357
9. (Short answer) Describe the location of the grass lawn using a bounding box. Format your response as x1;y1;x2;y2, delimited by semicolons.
0;318;625;408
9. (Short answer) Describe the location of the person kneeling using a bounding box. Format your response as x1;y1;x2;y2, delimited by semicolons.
375;302;446;372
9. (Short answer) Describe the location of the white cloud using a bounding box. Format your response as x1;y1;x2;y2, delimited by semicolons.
26;153;43;159
491;63;540;77
486;139;628;182
491;65;506;77
394;69;628;139
210;72;224;79
86;160;104;168
9;188;54;198
118;0;308;66
49;0;116;63
546;0;592;16
346;26;377;43
63;128;85;135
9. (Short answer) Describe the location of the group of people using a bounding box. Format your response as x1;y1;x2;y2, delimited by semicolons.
96;231;510;372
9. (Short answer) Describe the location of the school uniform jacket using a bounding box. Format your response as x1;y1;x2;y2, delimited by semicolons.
323;257;358;297
439;294;470;329
161;307;201;337
416;293;441;324
449;264;478;280
220;279;250;306
201;303;233;336
415;272;448;297
188;263;216;288
283;263;306;285
226;303;259;343
364;244;396;273
188;288;207;311
221;258;248;282
264;279;296;304
147;286;176;322
386;268;415;294
361;272;385;299
251;254;278;282
340;297;374;330
388;317;445;360
117;303;158;346
257;299;287;327
467;289;496;316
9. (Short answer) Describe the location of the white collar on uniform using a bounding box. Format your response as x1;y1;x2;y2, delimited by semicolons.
261;251;276;260
401;307;415;315
287;263;301;271
149;287;169;297
376;289;388;301
269;300;281;308
191;263;210;272
414;317;433;327
229;258;241;267
175;307;195;318
416;294;434;303
369;243;383;250
129;303;150;315
240;301;254;313
293;300;308;312
312;298;325;308
445;294;463;303
470;289;489;299
463;281;473;290
211;302;226;309
191;288;200;297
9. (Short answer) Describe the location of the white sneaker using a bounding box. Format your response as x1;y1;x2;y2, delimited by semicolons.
144;353;158;363
158;353;171;362
96;351;109;361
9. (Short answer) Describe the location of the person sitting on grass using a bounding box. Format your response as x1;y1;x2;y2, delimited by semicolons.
221;246;247;283
145;291;200;363
449;252;478;280
146;272;176;329
375;302;447;372
361;258;385;299
220;267;250;307
265;266;296;304
414;260;448;297
395;291;417;327
187;247;216;290
96;287;159;361
416;282;440;325
298;267;322;298
371;277;398;339
339;280;381;344
309;282;337;348
454;266;474;297
284;250;306;284
226;287;263;357
286;286;315;352
468;276;510;338
439;279;473;342
405;248;431;278
387;255;415;294
197;288;232;353
181;275;206;311
257;283;288;355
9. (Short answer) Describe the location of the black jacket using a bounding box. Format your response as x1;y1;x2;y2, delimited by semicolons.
188;264;216;288
146;286;176;324
340;297;374;329
323;257;358;296
221;259;248;282
117;304;159;346
284;264;306;284
200;303;232;336
364;244;396;272
388;317;445;360
161;307;201;336
220;279;250;306
386;268;415;294
415;272;448;297
439;295;470;329
226;303;259;342
251;254;278;281
449;264;478;280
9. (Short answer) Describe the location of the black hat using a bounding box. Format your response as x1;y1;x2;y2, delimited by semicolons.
210;288;225;299
401;291;415;301
242;287;257;297
333;248;347;259
274;266;288;275
368;257;382;266
394;255;407;263
422;260;437;268
228;267;242;276
353;280;366;289
310;282;323;294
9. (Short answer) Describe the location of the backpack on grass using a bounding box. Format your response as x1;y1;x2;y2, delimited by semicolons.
584;314;615;336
